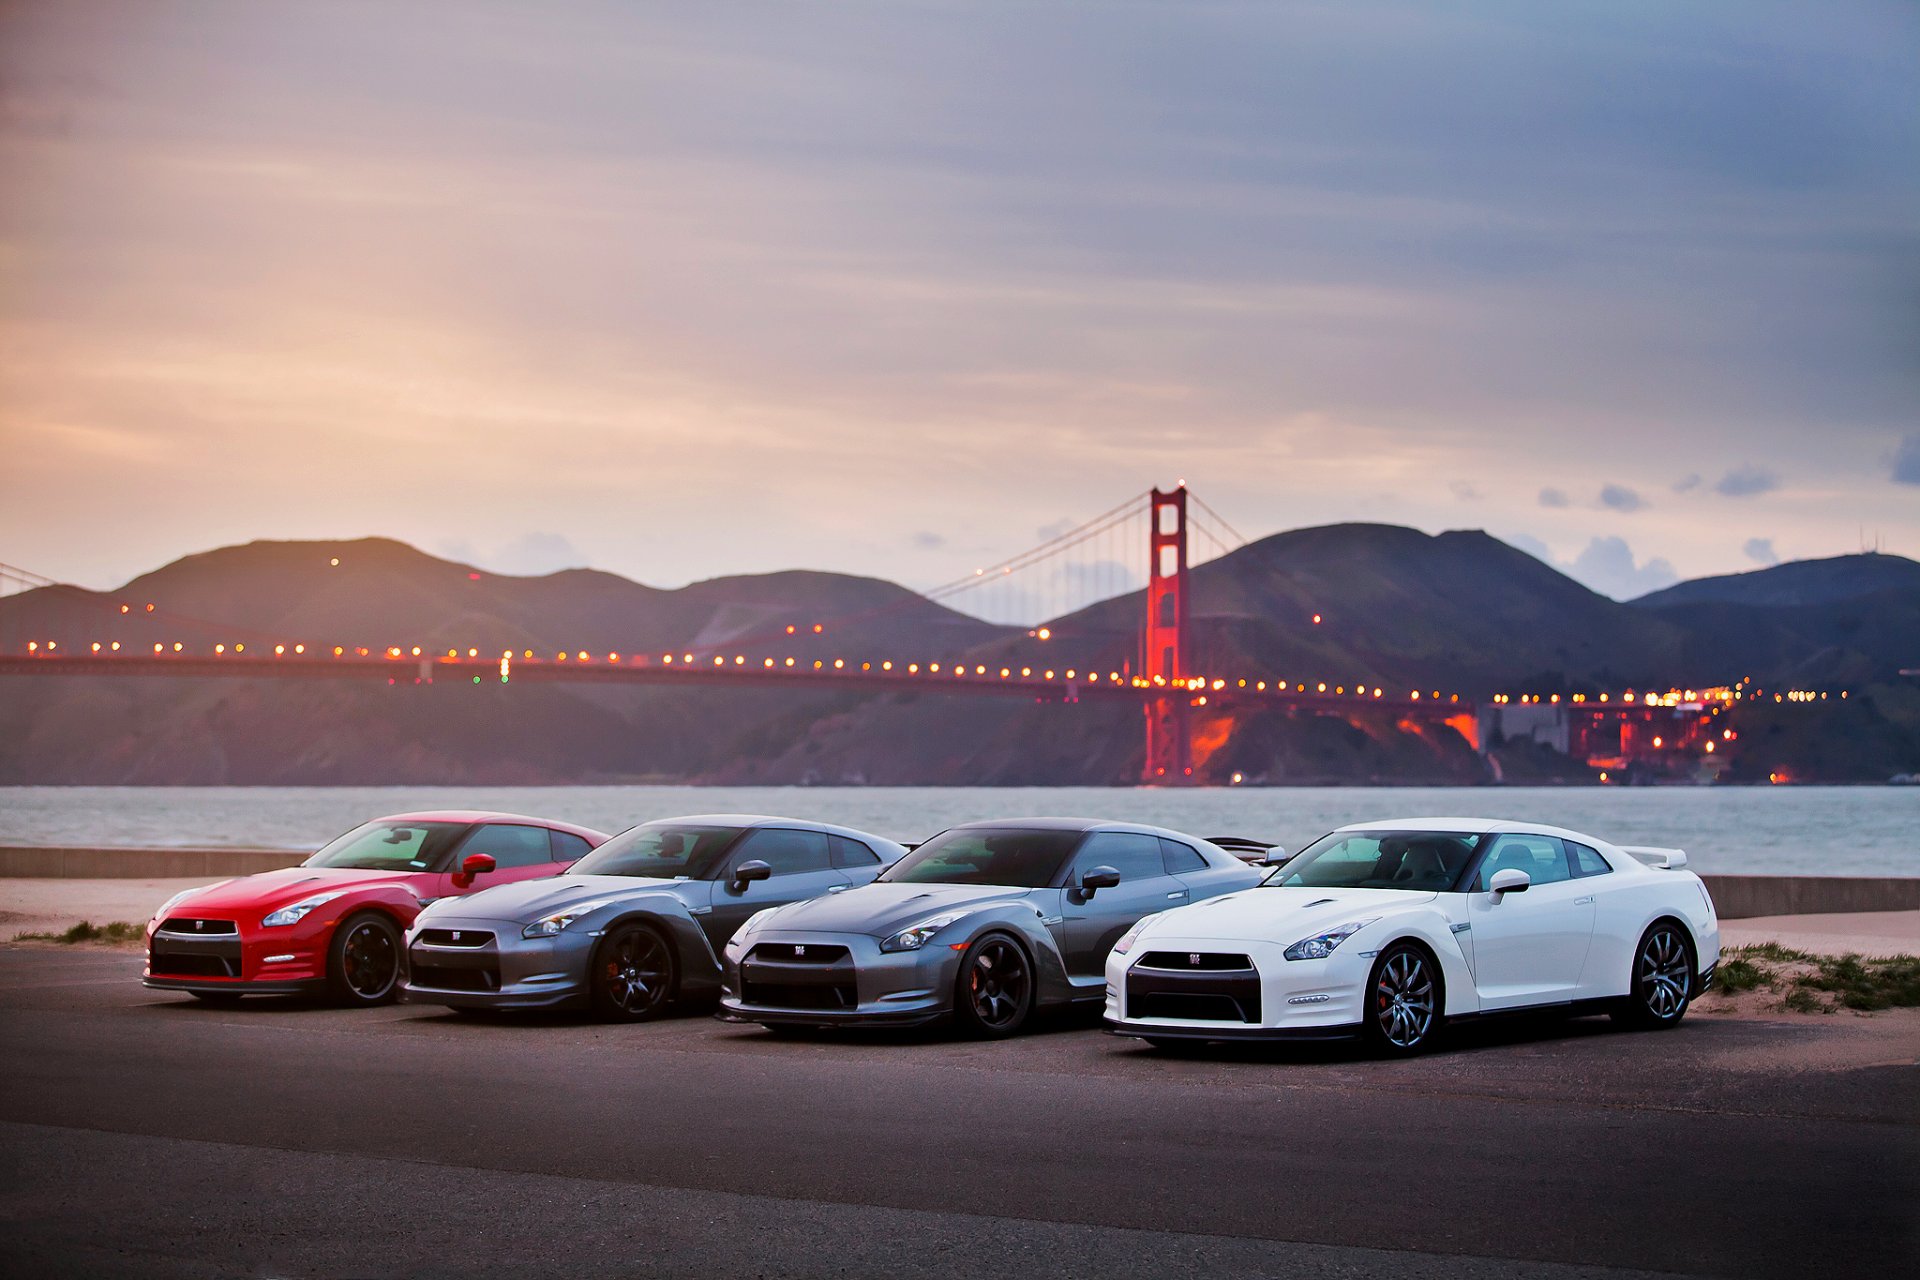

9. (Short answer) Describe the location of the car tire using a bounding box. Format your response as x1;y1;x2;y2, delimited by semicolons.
189;991;242;1004
326;912;403;1007
590;922;677;1022
1362;941;1443;1056
951;933;1035;1039
1613;920;1695;1030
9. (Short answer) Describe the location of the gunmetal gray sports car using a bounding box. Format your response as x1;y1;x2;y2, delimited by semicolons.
401;815;906;1020
718;818;1267;1037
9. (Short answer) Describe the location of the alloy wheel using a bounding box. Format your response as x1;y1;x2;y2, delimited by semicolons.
1639;927;1691;1020
968;938;1031;1031
342;921;398;1001
1374;949;1435;1049
605;929;672;1015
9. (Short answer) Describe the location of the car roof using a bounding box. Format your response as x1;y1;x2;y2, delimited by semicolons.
631;814;908;848
1333;816;1601;844
377;811;608;841
945;816;1195;840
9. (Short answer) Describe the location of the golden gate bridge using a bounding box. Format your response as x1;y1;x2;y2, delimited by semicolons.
0;485;1839;783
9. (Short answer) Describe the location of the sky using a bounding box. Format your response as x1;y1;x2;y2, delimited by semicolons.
3;0;1916;614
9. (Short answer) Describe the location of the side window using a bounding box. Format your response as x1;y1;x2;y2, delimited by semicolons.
1074;832;1166;883
731;827;832;876
1159;838;1208;874
461;824;558;870
549;830;595;863
1568;841;1613;878
1474;835;1572;891
830;835;882;868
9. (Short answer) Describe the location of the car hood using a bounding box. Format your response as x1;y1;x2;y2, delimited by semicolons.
764;881;1044;937
160;866;421;916
1146;885;1439;944
419;873;692;924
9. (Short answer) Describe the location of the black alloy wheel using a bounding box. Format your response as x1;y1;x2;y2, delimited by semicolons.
953;934;1034;1038
328;913;402;1006
1363;942;1441;1056
591;923;677;1022
1614;921;1695;1030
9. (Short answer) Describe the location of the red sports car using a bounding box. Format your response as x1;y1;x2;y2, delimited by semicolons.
143;811;607;1006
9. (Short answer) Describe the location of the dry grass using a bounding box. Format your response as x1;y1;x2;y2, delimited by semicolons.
11;920;145;945
1704;943;1920;1014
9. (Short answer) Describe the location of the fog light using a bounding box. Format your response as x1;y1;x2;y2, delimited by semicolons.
264;954;295;964
1287;993;1332;1005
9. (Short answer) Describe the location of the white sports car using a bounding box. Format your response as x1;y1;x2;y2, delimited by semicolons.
1103;817;1719;1055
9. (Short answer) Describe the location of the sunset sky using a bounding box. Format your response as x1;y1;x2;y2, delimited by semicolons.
3;0;1916;609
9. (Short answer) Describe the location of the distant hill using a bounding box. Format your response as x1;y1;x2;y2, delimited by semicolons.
1632;553;1920;609
0;529;1912;785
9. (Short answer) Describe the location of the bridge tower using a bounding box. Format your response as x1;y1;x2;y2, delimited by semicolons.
1142;485;1192;783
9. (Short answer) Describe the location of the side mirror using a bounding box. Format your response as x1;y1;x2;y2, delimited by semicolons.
1079;865;1121;895
461;853;496;876
1260;847;1290;867
1488;867;1530;899
730;859;773;892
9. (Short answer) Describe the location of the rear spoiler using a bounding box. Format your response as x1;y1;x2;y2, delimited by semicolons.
1621;845;1688;870
1206;836;1289;865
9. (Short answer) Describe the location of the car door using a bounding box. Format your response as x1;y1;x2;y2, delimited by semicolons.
1464;834;1597;1010
1061;832;1189;978
451;823;572;895
702;827;849;951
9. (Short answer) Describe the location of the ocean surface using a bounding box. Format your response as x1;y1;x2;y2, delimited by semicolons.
1;785;1915;877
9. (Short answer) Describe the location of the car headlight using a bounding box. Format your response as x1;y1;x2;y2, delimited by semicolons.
152;881;229;921
520;900;618;939
1112;913;1162;956
1282;918;1379;961
261;890;347;928
879;910;970;953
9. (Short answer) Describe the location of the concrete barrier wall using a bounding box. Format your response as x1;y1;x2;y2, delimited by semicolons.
1700;875;1920;920
0;847;1913;918
0;847;309;879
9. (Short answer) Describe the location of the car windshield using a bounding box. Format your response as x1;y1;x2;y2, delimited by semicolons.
566;823;744;879
304;820;469;872
1266;830;1483;892
877;828;1086;888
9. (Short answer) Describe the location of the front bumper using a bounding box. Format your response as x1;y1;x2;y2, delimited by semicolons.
1103;936;1373;1039
718;930;963;1028
401;918;594;1011
144;917;332;994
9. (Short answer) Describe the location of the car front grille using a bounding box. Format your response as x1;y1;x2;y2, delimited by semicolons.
159;918;238;935
748;943;851;965
409;962;500;993
149;938;242;979
1136;951;1254;972
741;979;855;1010
417;929;495;948
1125;968;1262;1023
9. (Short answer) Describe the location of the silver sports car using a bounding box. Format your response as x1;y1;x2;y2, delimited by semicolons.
401;815;906;1020
718;818;1267;1037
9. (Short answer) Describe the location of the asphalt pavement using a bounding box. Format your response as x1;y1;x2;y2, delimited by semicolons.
0;948;1913;1279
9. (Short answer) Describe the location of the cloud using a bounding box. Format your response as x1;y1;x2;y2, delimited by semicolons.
1497;532;1677;600
1450;481;1483;502
478;532;587;577
1743;537;1779;565
1538;488;1570;509
1715;465;1780;498
1672;474;1703;493
1567;537;1679;599
910;531;945;550
1893;434;1920;485
1035;519;1077;542
1598;484;1646;513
